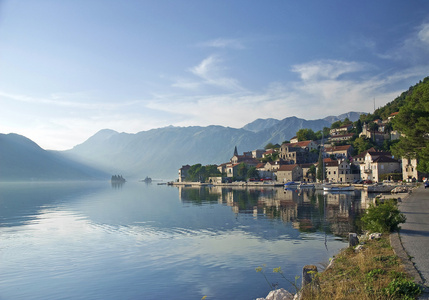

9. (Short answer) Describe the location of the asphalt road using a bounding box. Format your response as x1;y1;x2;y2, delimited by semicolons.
397;185;429;298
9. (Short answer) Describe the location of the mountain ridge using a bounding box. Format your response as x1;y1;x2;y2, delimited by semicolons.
0;112;364;181
64;112;363;179
0;133;108;181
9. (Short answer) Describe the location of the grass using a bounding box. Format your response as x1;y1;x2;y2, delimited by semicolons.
300;234;422;300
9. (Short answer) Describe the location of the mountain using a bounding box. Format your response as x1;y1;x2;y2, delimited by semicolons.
64;112;364;180
0;133;108;181
323;111;364;124
242;118;281;132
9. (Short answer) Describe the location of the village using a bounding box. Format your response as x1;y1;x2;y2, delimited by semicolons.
176;111;424;188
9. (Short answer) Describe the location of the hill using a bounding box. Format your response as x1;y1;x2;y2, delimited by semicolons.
0;133;108;181
63;113;362;180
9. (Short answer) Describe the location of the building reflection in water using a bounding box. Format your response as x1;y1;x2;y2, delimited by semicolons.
177;186;377;237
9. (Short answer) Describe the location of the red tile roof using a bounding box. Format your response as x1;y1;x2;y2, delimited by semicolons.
277;164;299;171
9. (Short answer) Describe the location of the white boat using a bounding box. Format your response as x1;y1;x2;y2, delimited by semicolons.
298;183;315;189
323;185;355;192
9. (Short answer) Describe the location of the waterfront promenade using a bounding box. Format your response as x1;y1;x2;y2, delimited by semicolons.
393;185;429;299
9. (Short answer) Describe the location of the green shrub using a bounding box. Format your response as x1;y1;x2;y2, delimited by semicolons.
383;278;422;299
361;199;406;233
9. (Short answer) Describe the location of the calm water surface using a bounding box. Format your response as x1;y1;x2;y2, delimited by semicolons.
0;182;367;299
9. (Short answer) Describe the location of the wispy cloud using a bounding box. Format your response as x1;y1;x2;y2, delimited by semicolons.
418;23;429;44
173;55;245;92
0;91;141;110
378;21;429;64
197;38;245;49
292;60;366;81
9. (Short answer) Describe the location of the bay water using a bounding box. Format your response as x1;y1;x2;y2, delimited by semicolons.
0;182;366;299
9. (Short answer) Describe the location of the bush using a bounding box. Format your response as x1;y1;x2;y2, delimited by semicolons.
384;278;422;299
361;199;406;233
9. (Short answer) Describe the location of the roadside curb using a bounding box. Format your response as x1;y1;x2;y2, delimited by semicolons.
390;232;423;285
391;186;429;299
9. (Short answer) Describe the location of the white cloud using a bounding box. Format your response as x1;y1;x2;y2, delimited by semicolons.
379;21;429;63
292;60;365;81
418;23;429;44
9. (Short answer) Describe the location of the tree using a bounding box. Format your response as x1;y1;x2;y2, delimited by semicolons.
353;136;375;155
316;150;324;182
307;165;316;181
392;77;429;173
355;119;363;134
236;163;248;180
247;166;259;180
265;143;277;150
331;120;342;129
315;127;331;140
296;128;316;141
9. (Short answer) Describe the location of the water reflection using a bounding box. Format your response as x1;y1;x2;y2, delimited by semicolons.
0;182;376;300
178;186;367;237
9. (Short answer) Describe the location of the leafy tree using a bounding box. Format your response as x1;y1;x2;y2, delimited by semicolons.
265;143;276;149
307;165;316;181
247;166;259;180
265;143;280;150
343;117;352;125
296;128;316;141
361;199;406;233
236;163;248;180
186;163;221;182
353;136;375;155
392;76;429;173
315;127;331;140
331;120;342;129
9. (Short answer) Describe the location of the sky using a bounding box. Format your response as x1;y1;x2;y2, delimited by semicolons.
1;1;429;150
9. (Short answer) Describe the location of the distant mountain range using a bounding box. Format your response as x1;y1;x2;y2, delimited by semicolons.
62;112;363;180
0;112;363;181
0;133;108;182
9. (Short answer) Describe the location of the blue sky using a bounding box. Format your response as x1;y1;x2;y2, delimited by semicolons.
1;1;428;150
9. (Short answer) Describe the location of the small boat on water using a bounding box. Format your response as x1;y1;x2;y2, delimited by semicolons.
141;176;152;183
284;181;299;189
323;185;355;192
298;183;315;189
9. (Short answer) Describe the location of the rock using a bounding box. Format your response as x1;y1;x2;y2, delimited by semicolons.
257;288;294;300
369;233;381;240
354;245;364;253
302;265;318;287
349;233;359;247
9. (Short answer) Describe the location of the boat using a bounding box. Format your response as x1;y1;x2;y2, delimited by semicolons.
323;185;355;192
284;181;299;189
298;183;315;189
141;176;152;183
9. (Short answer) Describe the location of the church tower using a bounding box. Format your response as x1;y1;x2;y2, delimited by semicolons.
233;146;238;157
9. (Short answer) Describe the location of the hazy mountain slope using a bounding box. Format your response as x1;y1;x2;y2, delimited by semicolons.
65;126;264;180
65;113;361;180
242;118;281;132
323;111;364;124
257;116;331;144
0;133;108;181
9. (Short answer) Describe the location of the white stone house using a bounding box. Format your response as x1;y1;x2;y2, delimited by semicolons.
360;151;401;182
276;164;302;183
